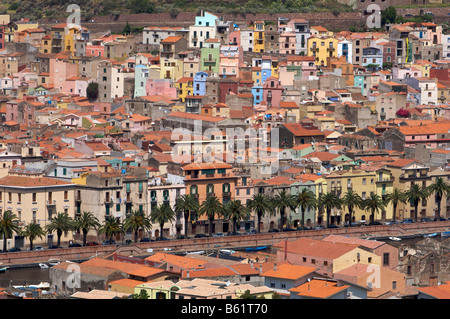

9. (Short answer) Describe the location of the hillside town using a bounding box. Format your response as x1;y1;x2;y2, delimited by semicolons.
0;4;449;301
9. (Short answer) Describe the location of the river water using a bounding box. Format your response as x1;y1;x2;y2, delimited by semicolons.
0;267;50;288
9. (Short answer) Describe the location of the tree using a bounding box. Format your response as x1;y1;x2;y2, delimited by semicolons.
123;210;152;243
128;0;154;14
0;211;21;251
247;193;272;233
23;222;45;251
384;188;407;223
151;204;175;240
295;188;316;230
225;200;250;234
73;211;100;246
174;194;199;238
45;212;74;248
98;216;122;244
427;177;450;221
86;82;99;102
133;289;149;299
199;195;224;236
317;193;342;228
341;190;363;226
273;190;297;231
405;184;428;222
363;193;385;224
381;6;397;26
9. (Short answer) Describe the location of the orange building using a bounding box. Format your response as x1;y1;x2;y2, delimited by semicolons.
182;162;237;234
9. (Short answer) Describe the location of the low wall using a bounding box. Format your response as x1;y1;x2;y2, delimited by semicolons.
1;220;449;267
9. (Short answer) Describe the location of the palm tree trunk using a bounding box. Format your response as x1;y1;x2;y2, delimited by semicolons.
184;211;189;237
134;230;138;243
160;223;164;239
280;209;285;231
29;239;33;251
83;229;88;246
209;217;213;237
348;208;353;227
393;202;397;223
3;234;6;252
257;211;262;233
414;204;418;222
326;208;331;227
57;230;62;247
436;195;442;220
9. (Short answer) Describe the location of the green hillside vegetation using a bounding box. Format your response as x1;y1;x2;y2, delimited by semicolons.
0;0;355;22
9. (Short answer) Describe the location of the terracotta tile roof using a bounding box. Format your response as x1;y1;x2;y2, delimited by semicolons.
289;279;349;299
322;235;384;249
167;112;225;122
109;278;145;287
273;238;357;259
261;263;317;280
416;281;450;299
0;175;73;188
81;257;149;274
282;123;324;137
145;252;209;269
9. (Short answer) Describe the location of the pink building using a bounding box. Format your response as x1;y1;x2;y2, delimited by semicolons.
121;114;152;134
279;33;296;55
85;44;104;58
145;79;177;98
286;55;317;80
6;99;45;125
262;76;283;108
49;57;78;91
62;76;94;97
219;45;242;78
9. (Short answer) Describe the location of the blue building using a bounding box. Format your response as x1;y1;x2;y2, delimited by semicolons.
193;71;208;96
252;85;263;106
134;64;149;98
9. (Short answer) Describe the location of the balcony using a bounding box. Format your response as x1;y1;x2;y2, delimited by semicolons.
327;47;335;52
203;58;217;64
223;192;231;197
46;200;56;206
310;46;319;52
185;172;235;180
104;198;113;204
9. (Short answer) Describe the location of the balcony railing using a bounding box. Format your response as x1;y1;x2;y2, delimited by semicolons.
46;200;56;206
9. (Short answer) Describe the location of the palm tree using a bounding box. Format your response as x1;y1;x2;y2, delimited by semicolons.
428;177;450;221
174;194;199;238
0;210;21;252
123;210;152;243
384;188;407;223
273;190;297;231
341;190;363;227
317;192;342;228
73;211;101;246
151;204;175;240
405;183;428;222
23;222;45;251
45;212;74;248
98;216;122;244
199;195;224;236
295;188;316;230
225;200;250;234
363;193;385;224
247;193;272;233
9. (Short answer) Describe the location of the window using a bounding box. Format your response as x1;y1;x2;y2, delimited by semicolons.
383;253;390;266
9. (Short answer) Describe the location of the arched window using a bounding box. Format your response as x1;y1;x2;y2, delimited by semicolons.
190;185;198;195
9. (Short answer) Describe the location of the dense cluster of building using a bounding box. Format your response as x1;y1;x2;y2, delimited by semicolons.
0;11;448;253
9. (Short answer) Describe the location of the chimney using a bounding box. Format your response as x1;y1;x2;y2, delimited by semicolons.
250;260;253;268
186;269;190;278
259;264;263;274
274;263;277;271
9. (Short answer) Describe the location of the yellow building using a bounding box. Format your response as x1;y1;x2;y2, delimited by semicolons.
0;175;76;248
252;67;262;85
325;167;394;224
412;60;435;78
253;21;265;53
175;77;193;102
307;36;339;67
109;278;144;295
160;58;183;81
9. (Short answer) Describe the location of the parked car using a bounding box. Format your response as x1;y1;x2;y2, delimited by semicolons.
420;217;433;223
176;235;190;239
8;247;21;252
282;227;296;232
369;221;383;226
194;234;209;238
385;220;399;225
227;231;241;236
344;222;358;227
140;238;153;242
268;228;280;233
155;237;169;241
313;225;326;230
212;232;225;237
327;224;339;229
33;246;44;251
68;242;82;248
246;229;257;235
101;240;116;245
48;245;59;249
402;219;414;224
86;242;99;246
